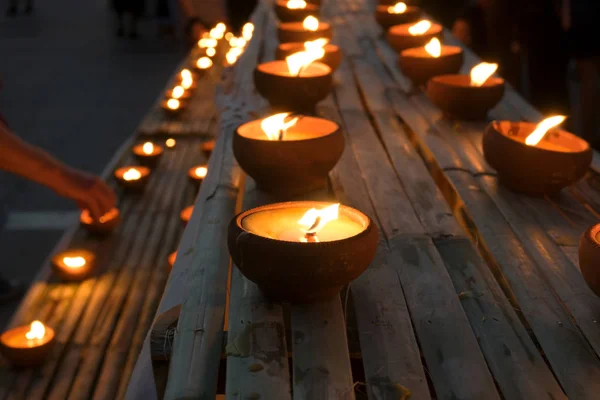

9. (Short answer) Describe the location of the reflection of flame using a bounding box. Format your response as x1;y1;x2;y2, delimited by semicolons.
195;166;208;178
25;321;45;341
172;86;185;99
303;16;319;31
387;2;407;14
298;203;340;235
286;47;325;76
167;99;180;110
304;38;328;51
261;113;299;140
142;142;154;155
123;168;142;181
470;62;498;87
424;38;441;57
525;115;567;146
287;0;306;9
408;20;432;35
166;138;176;148
196;57;213;69
63;256;86;269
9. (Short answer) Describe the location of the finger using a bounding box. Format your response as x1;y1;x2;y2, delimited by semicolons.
84;198;103;221
96;181;117;213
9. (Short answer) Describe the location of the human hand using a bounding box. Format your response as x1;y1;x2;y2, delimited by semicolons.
57;169;117;220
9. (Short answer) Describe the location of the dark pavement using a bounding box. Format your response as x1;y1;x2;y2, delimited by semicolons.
0;0;183;328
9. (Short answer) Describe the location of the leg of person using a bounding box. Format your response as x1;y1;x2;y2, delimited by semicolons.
576;57;600;147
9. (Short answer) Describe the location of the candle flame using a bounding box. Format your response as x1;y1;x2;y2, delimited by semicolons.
180;69;192;81
225;32;233;40
198;38;218;48
287;0;307;9
209;28;224;39
226;51;239;65
206;47;216;57
524;115;567;146
242;23;254;40
195;166;208;178
215;22;226;31
286;47;325;76
229;37;247;48
470;62;498;87
261;113;299;140
166;138;176;148
142;142;154;155
63;256;86;269
298;203;340;235
172;86;185;99
25;321;45;341
303;16;319;31
123;168;142;181
181;76;193;89
304;38;329;51
167;98;180;110
408;20;432;35
424;38;441;58
196;57;213;69
387;2;407;14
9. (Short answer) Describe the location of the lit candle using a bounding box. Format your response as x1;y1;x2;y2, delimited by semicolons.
132;141;164;166
162;98;185;116
166;85;189;100
0;320;55;366
114;166;151;189
228;201;378;303
482;117;592;195
179;69;195;90
398;38;464;85
205;47;216;58
195;56;213;75
579;223;600;296
470;62;498;87
387;19;442;52
51;249;95;281
276;38;342;72
242;23;254;41
278;16;332;43
375;2;420;30
287;0;306;9
180;205;194;224
80;208;120;234
188;164;208;185
387;2;406;13
198;38;218;49
165;138;176;148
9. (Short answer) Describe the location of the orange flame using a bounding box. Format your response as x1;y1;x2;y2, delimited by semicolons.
525;116;567;146
63;256;86;269
470;62;498;87
167;99;180;110
206;47;216;57
304;38;329;51
408;20;432;35
286;46;325;76
424;38;441;57
298;203;340;235
261;113;299;140
303;16;319;31
197;57;213;69
25;321;45;341
123;168;142;181
287;0;307;9
142;142;154;155
387;2;407;14
166;138;176;148
171;86;185;99
195;166;208;178
198;38;218;48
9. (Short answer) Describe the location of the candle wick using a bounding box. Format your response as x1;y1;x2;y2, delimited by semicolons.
278;129;284;141
305;216;321;235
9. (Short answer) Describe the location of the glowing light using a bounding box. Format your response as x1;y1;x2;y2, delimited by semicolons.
525;116;567;146
286;47;325;76
172;86;185;99
287;0;307;9
196;57;213;69
195;166;208;178
206;47;216;57
167;98;180;110
166;138;176;148
298;203;340;235
303;16;319;31
304;38;328;51
387;2;407;14
408;20;432;35
123;168;142;181
198;38;218;48
470;62;498;87
142;142;154;155
261;113;300;140
424;38;441;58
63;256;86;269
25;321;45;341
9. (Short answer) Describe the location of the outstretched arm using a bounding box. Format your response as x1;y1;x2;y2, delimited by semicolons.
0;120;116;219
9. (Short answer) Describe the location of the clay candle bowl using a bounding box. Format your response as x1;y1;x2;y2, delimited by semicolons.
0;321;55;367
375;2;421;31
51;249;95;281
188;164;208;187
255;47;332;111
80;208;120;234
234;113;344;194
132;142;164;167
165;85;191;101
579;223;600;297
387;20;442;52
399;38;463;85
426;62;505;120
180;206;194;225
278;16;332;43
276;40;342;72
161;98;185;117
228;202;378;303
275;0;319;22
114;166;151;190
482;117;592;196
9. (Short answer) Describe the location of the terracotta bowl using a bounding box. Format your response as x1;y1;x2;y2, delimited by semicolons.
276;42;342;72
274;0;319;22
387;22;442;52
114;166;151;190
80;208;120;234
227;201;379;303
398;46;464;85
278;21;332;43
482;121;592;196
579;224;600;296
426;74;505;120
254;61;332;112
234;116;344;194
375;5;421;31
132;144;164;168
51;249;96;281
0;325;55;367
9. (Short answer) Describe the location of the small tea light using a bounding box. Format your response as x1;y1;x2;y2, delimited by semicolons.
205;47;217;58
228;201;378;303
398;38;464;85
167;251;177;271
278;16;332;43
242;23;254;41
80;208;120;234
132;142;164;167
375;2;420;30
234;114;343;194
198;37;218;49
165;85;190;101
387;19;442;52
0;320;55;367
165;138;176;149
255;44;332;111
194;56;213;76
180;205;194;224
579;224;600;297
178;69;196;90
201;139;216;158
188;164;208;185
276;38;342;72
114;166;151;190
275;0;319;23
161;98;185;117
483;116;592;195
426;62;505;120
51;249;95;281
